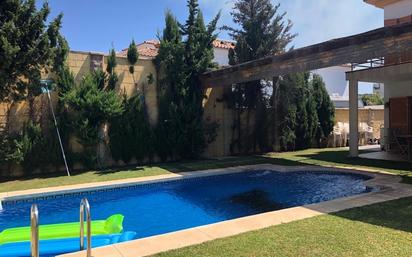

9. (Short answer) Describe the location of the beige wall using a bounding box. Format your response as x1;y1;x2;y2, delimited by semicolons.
203;86;231;157
202;87;386;157
1;51;158;131
66;51;158;125
1;51;159;175
203;85;273;157
335;108;384;139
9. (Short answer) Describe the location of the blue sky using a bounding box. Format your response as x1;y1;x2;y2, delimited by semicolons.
38;0;383;94
39;0;383;52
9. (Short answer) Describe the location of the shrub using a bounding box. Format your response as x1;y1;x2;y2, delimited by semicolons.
109;93;154;164
63;72;123;167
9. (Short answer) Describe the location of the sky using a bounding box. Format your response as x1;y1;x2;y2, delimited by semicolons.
37;0;384;93
38;0;383;52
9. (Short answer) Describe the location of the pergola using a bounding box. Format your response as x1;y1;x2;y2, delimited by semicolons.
200;22;412;157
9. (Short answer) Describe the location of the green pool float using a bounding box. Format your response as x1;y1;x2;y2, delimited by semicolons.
0;214;124;245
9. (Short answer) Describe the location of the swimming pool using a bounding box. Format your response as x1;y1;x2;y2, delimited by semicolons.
0;169;374;242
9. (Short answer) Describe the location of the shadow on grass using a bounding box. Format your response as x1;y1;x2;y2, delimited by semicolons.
296;149;412;173
329;196;412;233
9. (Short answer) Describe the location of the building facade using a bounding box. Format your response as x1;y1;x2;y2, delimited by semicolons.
345;0;412;157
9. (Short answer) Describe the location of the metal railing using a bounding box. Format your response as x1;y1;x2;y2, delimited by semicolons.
80;198;92;257
30;204;39;257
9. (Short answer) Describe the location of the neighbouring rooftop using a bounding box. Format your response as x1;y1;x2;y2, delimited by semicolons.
117;39;235;59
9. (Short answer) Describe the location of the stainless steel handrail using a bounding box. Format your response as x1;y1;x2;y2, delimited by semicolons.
30;204;39;257
80;198;92;257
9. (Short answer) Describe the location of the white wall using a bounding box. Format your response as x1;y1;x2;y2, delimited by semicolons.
313;66;351;98
384;0;412;19
213;48;230;67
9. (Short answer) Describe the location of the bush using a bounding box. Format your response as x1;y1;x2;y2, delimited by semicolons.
62;72;123;167
109;94;154;163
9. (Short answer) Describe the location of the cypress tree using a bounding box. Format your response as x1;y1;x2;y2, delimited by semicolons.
106;48;118;90
312;74;335;146
179;0;220;158
0;0;67;103
154;10;185;161
154;0;220;160
294;73;318;150
127;39;139;85
224;0;296;153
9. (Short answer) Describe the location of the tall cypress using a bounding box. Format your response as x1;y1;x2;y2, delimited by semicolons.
179;0;220;158
312;74;335;147
155;11;185;161
224;0;296;153
155;0;220;160
106;48;118;90
127;39;138;84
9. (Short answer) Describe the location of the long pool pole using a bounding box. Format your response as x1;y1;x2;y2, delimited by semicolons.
46;89;71;177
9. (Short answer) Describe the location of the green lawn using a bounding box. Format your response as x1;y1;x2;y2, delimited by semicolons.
154;197;412;257
1;148;412;193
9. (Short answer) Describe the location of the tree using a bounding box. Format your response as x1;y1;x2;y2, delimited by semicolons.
106;48;118;90
294;73;318;150
127;40;139;86
63;72;123;167
361;93;384;106
0;0;67;104
224;0;296;153
154;1;220;160
276;73;333;151
224;0;295;62
155;10;185;161
0;0;70;175
109;93;154;164
179;0;220;158
312;74;335;146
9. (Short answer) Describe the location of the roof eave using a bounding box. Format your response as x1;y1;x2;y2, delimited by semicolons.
364;0;401;9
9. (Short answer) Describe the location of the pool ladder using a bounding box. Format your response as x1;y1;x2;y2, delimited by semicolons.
30;198;92;257
30;204;39;257
80;198;92;257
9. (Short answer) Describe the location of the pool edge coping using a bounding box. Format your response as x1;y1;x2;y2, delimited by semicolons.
53;164;412;257
0;163;401;202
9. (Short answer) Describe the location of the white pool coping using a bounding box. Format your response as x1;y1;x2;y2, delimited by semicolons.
1;164;412;257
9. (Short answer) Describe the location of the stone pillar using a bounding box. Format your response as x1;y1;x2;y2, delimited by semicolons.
349;79;359;157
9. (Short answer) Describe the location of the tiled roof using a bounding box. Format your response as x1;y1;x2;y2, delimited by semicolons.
118;39;235;59
213;39;236;50
118;40;160;58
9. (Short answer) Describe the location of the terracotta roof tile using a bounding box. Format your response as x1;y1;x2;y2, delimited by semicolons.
118;39;234;59
213;39;236;49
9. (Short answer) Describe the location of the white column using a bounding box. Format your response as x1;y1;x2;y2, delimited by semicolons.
349;79;359;157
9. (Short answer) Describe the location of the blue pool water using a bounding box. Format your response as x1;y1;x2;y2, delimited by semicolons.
0;170;373;240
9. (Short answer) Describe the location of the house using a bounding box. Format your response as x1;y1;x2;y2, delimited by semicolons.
313;65;366;108
345;0;412;159
118;39;235;67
